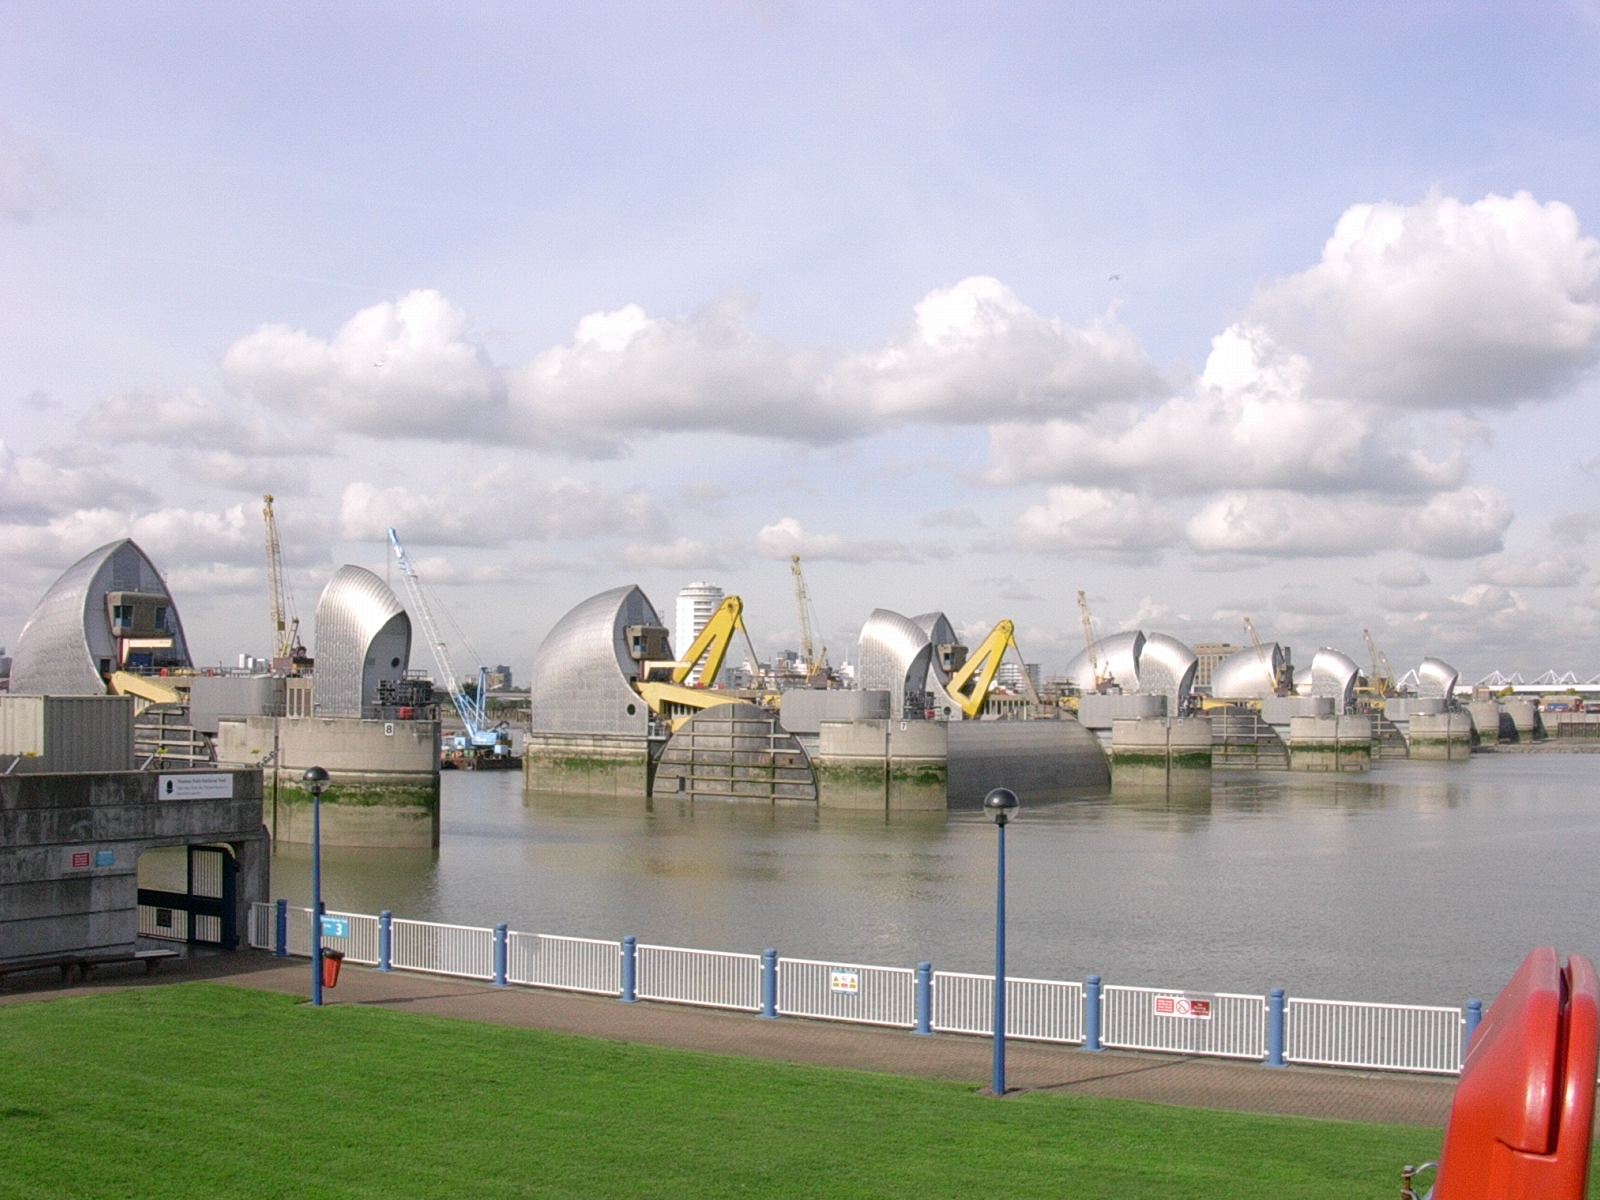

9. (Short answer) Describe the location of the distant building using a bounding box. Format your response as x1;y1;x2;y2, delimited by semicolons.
674;581;724;685
996;661;1042;691
1192;642;1241;693
486;664;514;691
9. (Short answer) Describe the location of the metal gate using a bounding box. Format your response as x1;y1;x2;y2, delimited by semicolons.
137;844;238;948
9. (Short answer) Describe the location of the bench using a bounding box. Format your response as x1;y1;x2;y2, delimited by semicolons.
0;947;182;983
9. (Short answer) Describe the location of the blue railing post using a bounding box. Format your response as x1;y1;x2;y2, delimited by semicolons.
914;962;933;1035
494;923;508;986
378;910;392;971
620;936;637;1002
1465;999;1483;1051
1266;987;1286;1067
761;949;778;1018
1084;974;1102;1051
274;898;287;957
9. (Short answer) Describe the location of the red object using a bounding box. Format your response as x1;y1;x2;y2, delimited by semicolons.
1434;947;1599;1198
320;949;345;989
397;706;414;719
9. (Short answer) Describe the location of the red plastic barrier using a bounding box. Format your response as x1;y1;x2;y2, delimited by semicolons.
1433;947;1598;1199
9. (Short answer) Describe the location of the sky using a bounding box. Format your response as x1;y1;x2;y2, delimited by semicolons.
4;1;1600;684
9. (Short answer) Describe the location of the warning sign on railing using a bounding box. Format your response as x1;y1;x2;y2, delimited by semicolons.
829;970;859;994
1154;995;1212;1019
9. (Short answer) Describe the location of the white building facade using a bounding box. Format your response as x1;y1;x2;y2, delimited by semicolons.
674;581;724;685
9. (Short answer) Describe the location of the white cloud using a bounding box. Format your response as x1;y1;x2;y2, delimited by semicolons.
824;276;1164;425
223;290;506;438
337;476;669;546
754;516;921;563
0;442;153;520
1551;508;1600;545
0;504;256;572
1376;561;1431;588
986;324;1465;492
1251;190;1600;407
1474;550;1587;588
620;537;745;571
0;120;67;223
1015;486;1175;556
1185;486;1511;559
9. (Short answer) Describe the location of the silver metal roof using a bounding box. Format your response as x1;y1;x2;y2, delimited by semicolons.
1417;657;1459;701
1310;647;1361;710
1137;633;1198;708
1209;643;1285;701
528;585;660;734
1063;630;1144;693
312;566;411;718
10;539;191;695
856;609;934;719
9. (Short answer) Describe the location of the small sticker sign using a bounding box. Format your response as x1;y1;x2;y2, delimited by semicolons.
70;851;91;869
320;916;350;939
1153;995;1212;1020
829;970;860;994
94;849;115;867
159;774;234;801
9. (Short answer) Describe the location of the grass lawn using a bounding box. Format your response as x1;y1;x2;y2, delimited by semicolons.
0;983;1439;1199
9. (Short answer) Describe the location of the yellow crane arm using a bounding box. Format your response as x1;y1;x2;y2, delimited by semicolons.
943;619;1036;718
1077;590;1101;689
109;671;184;706
670;596;745;686
634;681;744;730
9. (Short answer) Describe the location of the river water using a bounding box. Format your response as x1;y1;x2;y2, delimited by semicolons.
269;753;1600;1008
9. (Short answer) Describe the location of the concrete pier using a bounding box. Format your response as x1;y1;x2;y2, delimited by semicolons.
217;716;441;848
1107;716;1213;774
1406;713;1474;760
1464;699;1506;744
1286;715;1372;772
1503;697;1541;741
814;719;947;811
522;731;654;799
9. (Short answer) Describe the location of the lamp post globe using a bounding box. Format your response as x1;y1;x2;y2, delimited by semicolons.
983;787;1019;826
984;787;1019;1095
304;766;329;1006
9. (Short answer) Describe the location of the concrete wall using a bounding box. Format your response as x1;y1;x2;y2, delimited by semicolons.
814;719;947;811
1504;697;1541;739
1464;699;1508;743
1407;713;1473;760
946;719;1109;806
1108;717;1213;771
0;768;268;963
778;688;890;735
522;731;652;798
188;675;284;735
1077;692;1165;730
215;715;440;848
1261;696;1334;728
0;695;135;773
1286;715;1373;772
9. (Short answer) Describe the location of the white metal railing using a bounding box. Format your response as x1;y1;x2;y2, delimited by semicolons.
508;933;621;996
248;901;275;950
1286;997;1463;1075
636;944;761;1011
138;902;188;941
1102;986;1267;1060
278;906;382;966
778;958;915;1028
390;918;496;981
932;972;1085;1044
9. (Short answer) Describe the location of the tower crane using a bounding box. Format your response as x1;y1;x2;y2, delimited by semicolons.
1362;628;1394;696
387;528;511;760
790;555;827;681
261;494;305;666
1242;616;1283;696
1077;590;1104;692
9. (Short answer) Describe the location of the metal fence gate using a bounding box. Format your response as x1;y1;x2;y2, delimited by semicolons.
137;844;238;948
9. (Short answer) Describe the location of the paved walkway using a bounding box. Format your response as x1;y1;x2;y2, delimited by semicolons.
1;949;1456;1128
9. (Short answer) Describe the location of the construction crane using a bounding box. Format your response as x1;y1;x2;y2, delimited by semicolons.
1242;616;1283;695
942;619;1041;718
387;528;511;760
1077;590;1104;692
790;555;827;680
261;494;305;665
1362;628;1394;696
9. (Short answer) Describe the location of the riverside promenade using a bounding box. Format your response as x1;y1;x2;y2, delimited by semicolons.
0;948;1455;1127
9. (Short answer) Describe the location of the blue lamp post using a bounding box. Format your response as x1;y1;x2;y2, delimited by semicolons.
304;765;330;1007
984;787;1019;1096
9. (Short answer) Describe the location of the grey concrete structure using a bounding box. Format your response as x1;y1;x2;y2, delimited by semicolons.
1465;699;1508;743
1077;692;1166;731
1260;695;1334;729
1504;697;1542;739
0;695;134;773
10;539;192;695
187;675;285;735
814;718;947;811
778;688;890;735
944;720;1109;805
1286;715;1373;772
1108;716;1213;773
215;715;441;848
1407;712;1473;760
0;768;267;964
1309;648;1361;711
312;566;411;719
856;609;935;720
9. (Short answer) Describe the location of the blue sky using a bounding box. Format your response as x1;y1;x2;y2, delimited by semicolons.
4;2;1600;681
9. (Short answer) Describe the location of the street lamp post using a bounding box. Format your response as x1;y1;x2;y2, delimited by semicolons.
984;787;1019;1096
304;766;330;1007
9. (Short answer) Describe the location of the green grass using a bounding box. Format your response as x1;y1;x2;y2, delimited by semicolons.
0;984;1439;1199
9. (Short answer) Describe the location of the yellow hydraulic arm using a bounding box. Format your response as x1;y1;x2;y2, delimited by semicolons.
109;671;184;706
943;619;1039;718
670;596;745;686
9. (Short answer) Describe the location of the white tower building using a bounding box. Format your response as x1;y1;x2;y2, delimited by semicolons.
675;581;724;685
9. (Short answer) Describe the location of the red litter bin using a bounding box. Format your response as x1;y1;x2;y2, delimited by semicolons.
321;948;345;989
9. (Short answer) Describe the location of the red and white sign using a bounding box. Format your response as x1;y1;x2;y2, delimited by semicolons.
1154;995;1212;1020
70;851;91;869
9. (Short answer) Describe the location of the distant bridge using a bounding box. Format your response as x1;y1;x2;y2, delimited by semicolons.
1467;670;1600;695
